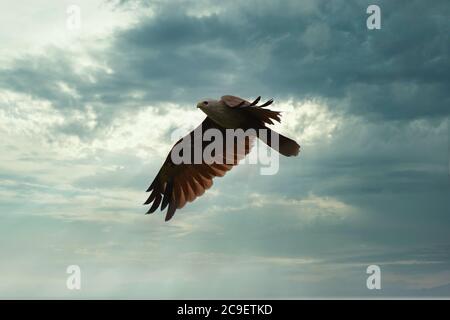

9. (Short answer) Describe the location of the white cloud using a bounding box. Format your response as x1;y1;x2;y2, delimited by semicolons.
0;90;207;225
0;0;137;62
272;99;343;146
249;192;356;222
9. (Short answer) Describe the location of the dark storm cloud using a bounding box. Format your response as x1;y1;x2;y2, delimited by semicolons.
104;0;450;121
1;0;448;122
118;0;444;120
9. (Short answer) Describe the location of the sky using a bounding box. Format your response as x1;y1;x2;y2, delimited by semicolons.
0;0;449;298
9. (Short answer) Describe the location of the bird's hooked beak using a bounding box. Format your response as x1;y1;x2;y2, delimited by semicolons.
197;100;210;110
197;102;207;110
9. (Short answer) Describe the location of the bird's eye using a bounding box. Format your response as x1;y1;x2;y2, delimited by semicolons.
203;101;208;105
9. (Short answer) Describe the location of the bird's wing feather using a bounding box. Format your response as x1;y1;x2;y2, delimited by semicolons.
221;95;281;126
220;95;251;108
144;117;254;221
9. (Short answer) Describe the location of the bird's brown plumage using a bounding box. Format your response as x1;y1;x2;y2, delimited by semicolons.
144;96;300;221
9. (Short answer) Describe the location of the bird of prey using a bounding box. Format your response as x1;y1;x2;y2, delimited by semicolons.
144;95;300;221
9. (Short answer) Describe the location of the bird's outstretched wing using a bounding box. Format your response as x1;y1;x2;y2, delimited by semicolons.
144;117;254;221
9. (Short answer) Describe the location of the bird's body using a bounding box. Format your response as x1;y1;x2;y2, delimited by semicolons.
198;100;249;128
144;95;300;221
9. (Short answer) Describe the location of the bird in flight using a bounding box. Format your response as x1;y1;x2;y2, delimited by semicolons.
144;95;300;221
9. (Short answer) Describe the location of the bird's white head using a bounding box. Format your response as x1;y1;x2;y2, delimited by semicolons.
197;99;219;113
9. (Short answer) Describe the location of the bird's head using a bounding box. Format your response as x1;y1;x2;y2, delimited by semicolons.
197;99;218;112
197;100;209;110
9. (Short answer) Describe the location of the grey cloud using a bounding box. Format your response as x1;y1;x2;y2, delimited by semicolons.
1;0;450;298
1;0;448;125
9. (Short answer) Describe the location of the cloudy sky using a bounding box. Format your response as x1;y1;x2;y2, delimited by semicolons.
0;0;449;298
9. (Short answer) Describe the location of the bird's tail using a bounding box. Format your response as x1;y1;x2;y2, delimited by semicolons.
257;127;300;157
